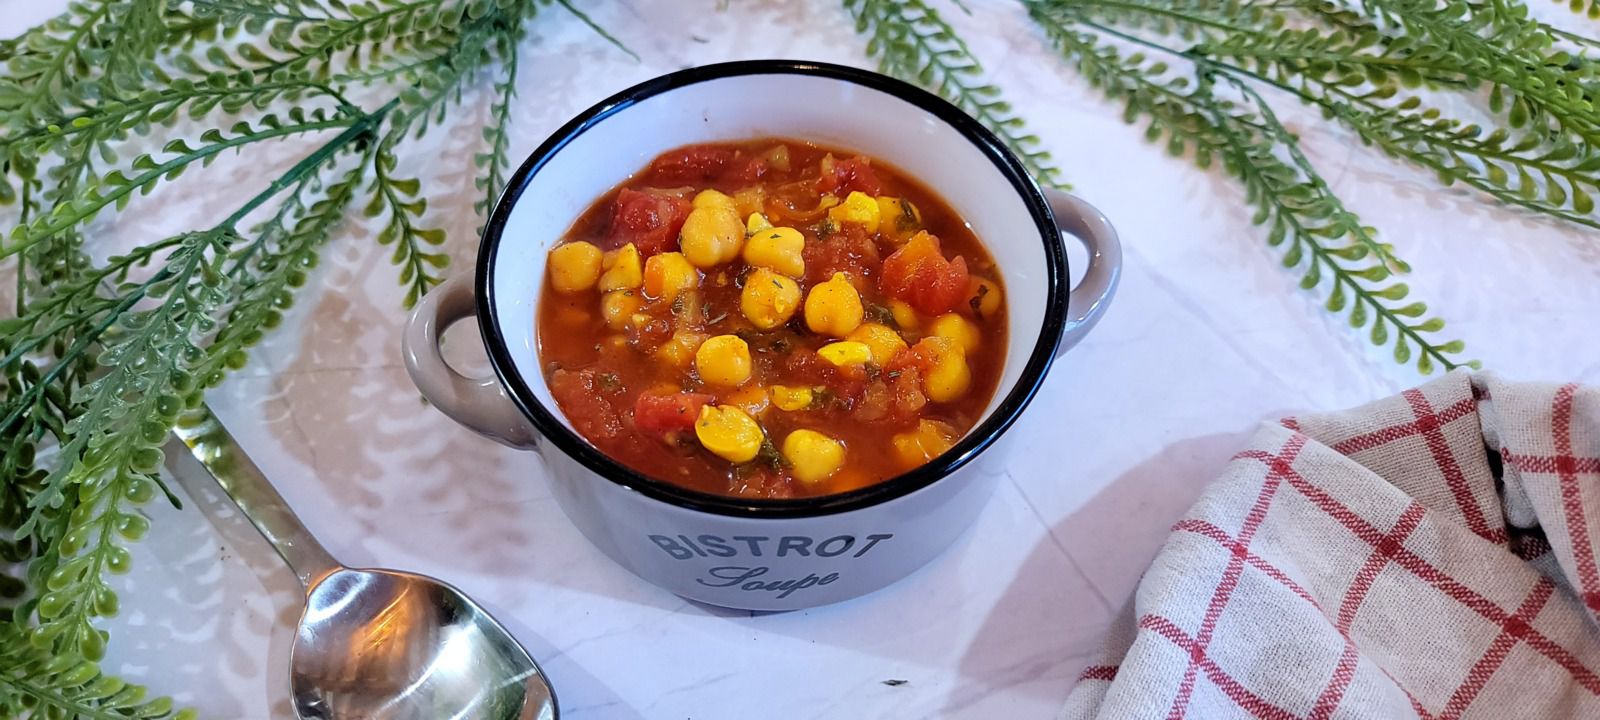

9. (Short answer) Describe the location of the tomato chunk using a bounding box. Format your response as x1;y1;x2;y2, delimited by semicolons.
550;369;623;440
734;156;769;182
650;145;737;181
633;392;715;434
803;223;879;286
815;155;881;196
878;231;970;315
608;189;690;255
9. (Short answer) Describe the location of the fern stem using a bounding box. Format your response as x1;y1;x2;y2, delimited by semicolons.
4;115;359;260
1213;75;1459;369
10;2;114;119
222;99;396;229
185;0;325;23
0;675;134;720
1066;14;1600;230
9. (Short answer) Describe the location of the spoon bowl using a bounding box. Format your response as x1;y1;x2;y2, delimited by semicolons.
293;568;554;720
172;407;557;719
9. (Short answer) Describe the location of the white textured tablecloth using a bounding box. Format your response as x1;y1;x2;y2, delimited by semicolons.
5;1;1599;718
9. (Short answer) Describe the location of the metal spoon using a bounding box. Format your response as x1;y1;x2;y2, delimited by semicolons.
171;405;558;720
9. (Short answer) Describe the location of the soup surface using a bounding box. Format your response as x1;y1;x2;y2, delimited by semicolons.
536;139;1008;498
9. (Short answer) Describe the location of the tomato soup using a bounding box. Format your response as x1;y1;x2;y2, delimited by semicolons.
537;139;1007;499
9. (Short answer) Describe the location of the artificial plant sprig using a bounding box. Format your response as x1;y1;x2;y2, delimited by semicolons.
844;0;1068;188
1029;10;1472;373
1;0;630;711
1003;0;1598;371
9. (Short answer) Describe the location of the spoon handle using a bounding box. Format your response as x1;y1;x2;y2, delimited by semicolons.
172;404;341;589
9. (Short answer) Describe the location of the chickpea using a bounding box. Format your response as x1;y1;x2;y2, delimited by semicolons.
847;322;909;365
826;191;881;234
782;429;846;485
695;335;753;387
695;405;764;463
740;268;802;330
804;272;864;337
928;313;981;354
548;241;603;293
643;252;700;303
741;226;806;278
681;204;743;268
598;243;643;292
600;290;642;330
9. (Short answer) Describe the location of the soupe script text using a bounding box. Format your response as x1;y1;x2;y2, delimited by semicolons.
649;533;893;599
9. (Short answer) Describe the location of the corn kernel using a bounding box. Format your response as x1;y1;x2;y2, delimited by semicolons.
804;272;864;337
656;330;705;368
693;189;737;212
695;405;764;463
725;385;770;416
817;341;872;367
740;268;802;330
601;290;642;330
642;252;700;303
769;385;814;411
892;419;956;469
680;204;744;268
966;277;1002;319
919;336;971;402
826;191;881;234
598;243;642;292
847;322;909;365
548;241;603;293
889;299;920;330
746;212;774;234
876;196;922;243
929;313;981;354
695;334;753;386
782;429;846;485
742;226;806;278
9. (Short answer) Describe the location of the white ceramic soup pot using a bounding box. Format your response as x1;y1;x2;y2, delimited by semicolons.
404;60;1120;611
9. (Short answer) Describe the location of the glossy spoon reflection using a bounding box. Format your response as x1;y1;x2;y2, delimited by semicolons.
172;406;556;720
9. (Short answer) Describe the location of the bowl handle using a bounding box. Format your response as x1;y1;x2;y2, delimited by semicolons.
1044;188;1122;355
403;274;541;450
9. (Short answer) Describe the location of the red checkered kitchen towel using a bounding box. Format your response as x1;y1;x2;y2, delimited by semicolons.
1063;371;1600;719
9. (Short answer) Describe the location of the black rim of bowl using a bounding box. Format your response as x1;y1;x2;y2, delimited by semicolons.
478;59;1068;518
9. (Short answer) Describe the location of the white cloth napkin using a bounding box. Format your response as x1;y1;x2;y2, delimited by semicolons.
1063;371;1600;719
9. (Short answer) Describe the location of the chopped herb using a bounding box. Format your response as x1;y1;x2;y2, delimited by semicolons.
771;337;791;353
623;289;635;297
864;302;895;327
886;369;901;379
864;364;881;381
597;372;623;393
707;312;728;325
672;294;687;316
814;218;838;238
882;679;909;687
969;283;989;315
772;278;783;289
755;437;787;469
897;199;919;231
811;386;836;409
